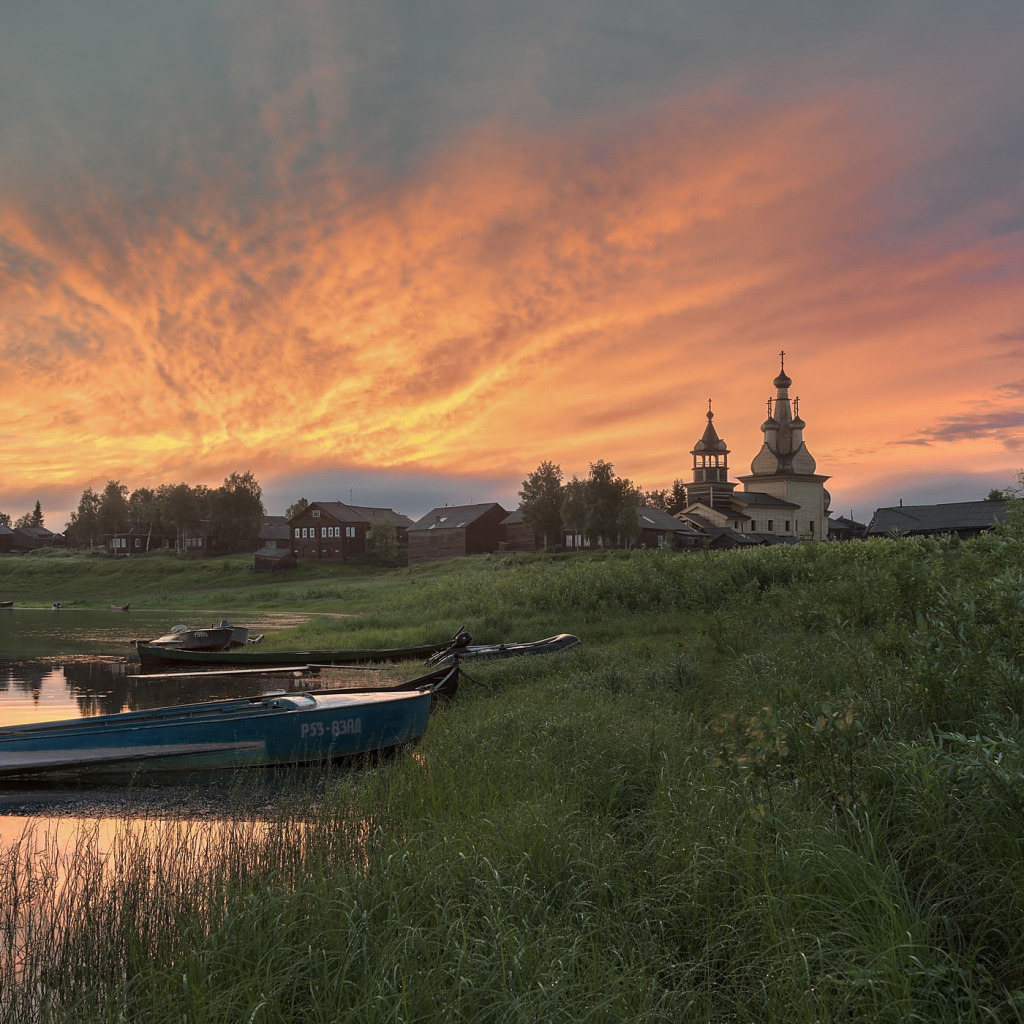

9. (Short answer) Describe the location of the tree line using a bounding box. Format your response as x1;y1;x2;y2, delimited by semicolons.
1;472;266;554
517;460;689;550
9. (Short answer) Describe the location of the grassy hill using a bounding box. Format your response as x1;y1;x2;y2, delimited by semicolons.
4;532;1024;1021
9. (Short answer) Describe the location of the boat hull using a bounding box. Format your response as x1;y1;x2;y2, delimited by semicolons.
0;688;432;781
136;641;445;672
427;633;580;666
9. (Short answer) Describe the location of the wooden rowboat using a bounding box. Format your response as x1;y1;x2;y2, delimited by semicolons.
136;639;446;672
135;631;579;673
0;664;458;781
0;600;12;608
110;603;130;611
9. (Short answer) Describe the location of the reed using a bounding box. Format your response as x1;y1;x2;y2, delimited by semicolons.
3;528;1024;1021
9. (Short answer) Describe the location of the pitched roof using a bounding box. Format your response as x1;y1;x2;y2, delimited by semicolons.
303;501;370;524
349;506;415;529
866;500;1009;536
408;503;507;531
259;516;290;541
636;506;703;534
731;491;801;510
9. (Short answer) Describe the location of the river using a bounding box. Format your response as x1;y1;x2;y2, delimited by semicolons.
0;606;322;830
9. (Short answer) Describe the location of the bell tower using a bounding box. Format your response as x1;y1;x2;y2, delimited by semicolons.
685;400;738;509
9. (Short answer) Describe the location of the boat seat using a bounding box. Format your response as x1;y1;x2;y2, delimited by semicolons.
266;694;318;710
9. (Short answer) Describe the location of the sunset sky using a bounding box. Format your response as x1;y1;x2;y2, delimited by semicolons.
2;0;1023;528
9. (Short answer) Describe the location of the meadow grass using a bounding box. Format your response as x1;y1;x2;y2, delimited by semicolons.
2;532;1024;1021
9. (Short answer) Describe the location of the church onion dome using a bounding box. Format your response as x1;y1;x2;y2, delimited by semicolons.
760;414;780;432
773;368;792;389
791;414;805;429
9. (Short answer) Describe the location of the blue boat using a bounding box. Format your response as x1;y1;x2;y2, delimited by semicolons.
0;666;457;781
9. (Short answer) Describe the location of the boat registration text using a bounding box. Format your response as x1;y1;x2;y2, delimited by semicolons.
301;718;362;739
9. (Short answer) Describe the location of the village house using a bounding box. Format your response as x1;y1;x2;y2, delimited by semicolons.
407;503;508;565
288;501;413;561
253;516;297;572
865;500;1009;539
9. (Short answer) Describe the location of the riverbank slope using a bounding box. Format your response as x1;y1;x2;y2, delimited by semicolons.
4;534;1024;1021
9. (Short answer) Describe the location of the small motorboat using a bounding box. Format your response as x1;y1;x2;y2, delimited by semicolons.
0;665;458;781
140;620;248;654
425;632;580;666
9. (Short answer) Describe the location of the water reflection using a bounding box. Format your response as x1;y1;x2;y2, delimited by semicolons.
0;607;317;723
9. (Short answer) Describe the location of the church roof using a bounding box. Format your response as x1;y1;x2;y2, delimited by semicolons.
692;403;728;453
731;491;800;510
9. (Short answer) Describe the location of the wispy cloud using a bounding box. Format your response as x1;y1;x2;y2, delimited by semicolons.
1;1;1023;524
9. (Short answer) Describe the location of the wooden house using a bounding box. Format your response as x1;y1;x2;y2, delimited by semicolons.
257;516;291;550
349;506;415;551
288;501;371;561
9;526;62;553
865;500;1009;539
407;503;509;565
179;521;218;557
499;509;541;552
0;523;14;555
827;515;866;541
635;506;705;549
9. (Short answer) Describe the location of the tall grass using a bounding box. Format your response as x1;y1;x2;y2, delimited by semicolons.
3;531;1024;1021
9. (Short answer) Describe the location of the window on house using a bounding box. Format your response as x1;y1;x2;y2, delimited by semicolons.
346;526;356;538
785;521;790;532
810;521;815;536
294;528;300;538
767;520;773;531
312;509;320;517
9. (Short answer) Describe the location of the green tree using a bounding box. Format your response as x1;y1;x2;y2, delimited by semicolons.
64;488;101;548
98;481;130;540
285;498;309;521
669;479;688;514
158;482;202;552
519;461;563;548
642;488;670;511
128;487;162;552
210;471;265;553
13;501;44;530
584;461;621;548
0;510;10;528
561;476;587;546
369;516;400;562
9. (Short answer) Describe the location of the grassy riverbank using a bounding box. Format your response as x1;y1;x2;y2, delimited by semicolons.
3;532;1024;1022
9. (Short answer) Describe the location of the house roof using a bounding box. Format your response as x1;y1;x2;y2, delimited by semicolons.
349;506;415;529
15;526;55;539
828;515;866;533
302;501;370;524
254;545;295;559
636;506;703;534
0;523;14;536
408;503;507;531
259;516;291;541
865;500;1009;536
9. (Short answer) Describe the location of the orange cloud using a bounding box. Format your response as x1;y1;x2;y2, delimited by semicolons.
1;82;1022;524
